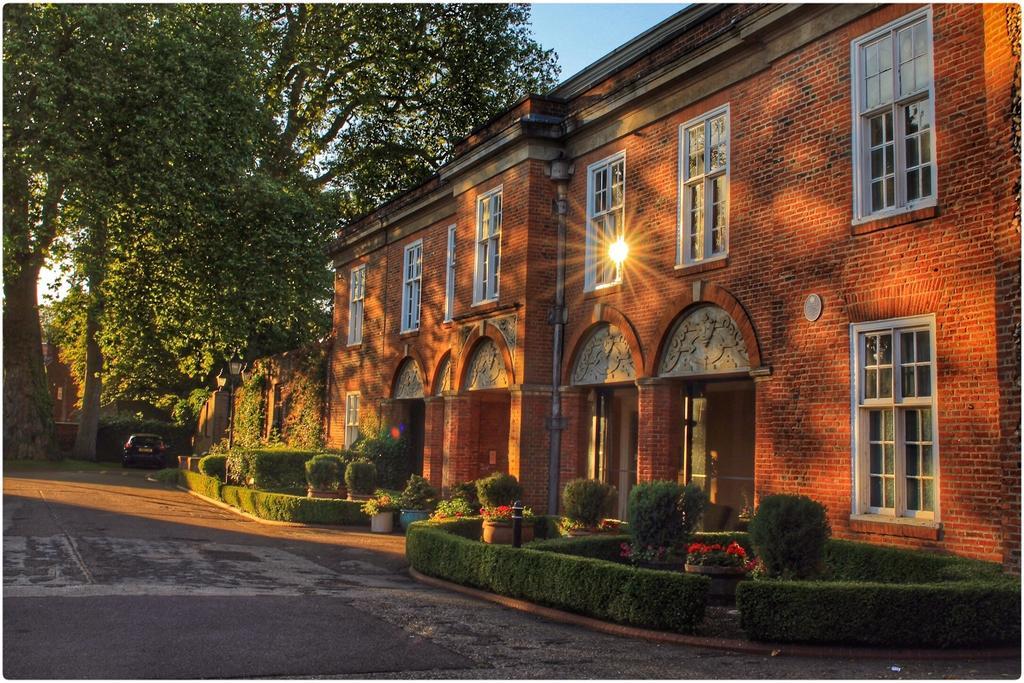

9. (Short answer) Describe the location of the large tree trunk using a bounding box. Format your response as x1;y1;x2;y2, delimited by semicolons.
72;267;105;461
2;260;56;460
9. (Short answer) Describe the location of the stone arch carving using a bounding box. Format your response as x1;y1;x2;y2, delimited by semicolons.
461;337;509;391
563;305;645;385
648;282;762;375
390;357;425;399
658;305;750;377
431;351;453;395
455;323;516;390
569;323;638;386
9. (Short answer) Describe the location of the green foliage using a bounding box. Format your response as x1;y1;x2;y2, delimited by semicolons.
399;474;438;511
225;447;321;490
152;468;180;485
233;372;267;449
344;460;377;494
361;490;400;516
198;454;227;481
627;481;706;550
305;453;343;490
748;494;831;579
281;349;326;450
475;472;523;508
561;478;616;527
95;416;191;465
737;577;1020;647
352;429;410;489
528;534;631;562
220;486;368;526
823;538;1006;583
406;520;709;633
432;497;475;519
172;388;212;428
449;480;481;511
179;470;222;500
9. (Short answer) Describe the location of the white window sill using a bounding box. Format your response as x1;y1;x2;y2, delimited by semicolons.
852;199;937;227
849;513;941;540
675;254;728;272
346;342;362;349
472;298;498;308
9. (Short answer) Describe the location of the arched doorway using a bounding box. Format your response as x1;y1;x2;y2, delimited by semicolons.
569;321;641;519
391;358;426;477
460;337;511;480
657;304;756;530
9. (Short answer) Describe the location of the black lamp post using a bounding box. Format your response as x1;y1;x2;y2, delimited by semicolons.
220;353;244;449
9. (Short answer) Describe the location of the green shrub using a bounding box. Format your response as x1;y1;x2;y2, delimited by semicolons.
220;485;368;525
476;472;523;508
823;538;1005;583
353;430;410;489
344;460;377;494
627;481;705;550
432;497;475;519
748;494;830;579
737;578;1020;647
178;469;222;500
198;454;227;480
305;454;343;490
226;448;321;490
95;416;192;465
449;480;480;511
406;520;709;633
562;479;616;527
529;534;631;561
399;474;438;510
153;468;180;485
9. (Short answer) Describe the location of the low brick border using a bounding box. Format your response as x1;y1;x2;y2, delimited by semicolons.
408;568;1019;661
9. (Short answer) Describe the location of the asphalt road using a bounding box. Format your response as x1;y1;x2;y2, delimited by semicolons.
3;467;1019;679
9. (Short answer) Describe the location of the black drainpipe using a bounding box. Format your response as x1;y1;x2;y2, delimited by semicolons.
547;154;573;514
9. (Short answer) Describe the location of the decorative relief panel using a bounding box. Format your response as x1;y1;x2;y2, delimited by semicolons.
571;323;636;385
464;338;508;391
393;359;424;399
435;356;451;396
658;306;750;377
489;315;517;353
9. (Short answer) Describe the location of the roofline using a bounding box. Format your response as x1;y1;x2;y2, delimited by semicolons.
547;3;727;99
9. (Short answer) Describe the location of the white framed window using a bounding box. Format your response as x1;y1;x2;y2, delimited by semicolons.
678;105;729;265
851;9;936;222
444;224;456;322
344;392;360;448
474;187;501;304
585;152;626;291
401;240;422;332
851;315;938;520
347;265;366;346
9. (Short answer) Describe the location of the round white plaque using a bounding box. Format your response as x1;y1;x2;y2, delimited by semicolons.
804;294;823;322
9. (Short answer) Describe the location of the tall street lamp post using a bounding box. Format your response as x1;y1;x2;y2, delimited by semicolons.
217;353;244;449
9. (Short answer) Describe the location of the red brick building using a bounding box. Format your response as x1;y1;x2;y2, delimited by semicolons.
326;4;1021;569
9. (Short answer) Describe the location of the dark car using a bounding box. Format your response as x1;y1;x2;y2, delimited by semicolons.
122;433;168;468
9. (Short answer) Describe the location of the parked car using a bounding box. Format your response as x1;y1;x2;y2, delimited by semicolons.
122;433;168;468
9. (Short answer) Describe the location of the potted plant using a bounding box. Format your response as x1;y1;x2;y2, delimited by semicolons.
430;497;474;520
684;540;754;605
361;490;398;533
345;460;377;501
398;474;437;529
561;478;616;535
480;504;535;544
305;454;345;499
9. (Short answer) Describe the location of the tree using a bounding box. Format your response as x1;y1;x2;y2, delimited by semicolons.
250;3;559;211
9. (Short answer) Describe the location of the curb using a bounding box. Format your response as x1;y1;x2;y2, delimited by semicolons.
175;485;399;539
407;568;1020;661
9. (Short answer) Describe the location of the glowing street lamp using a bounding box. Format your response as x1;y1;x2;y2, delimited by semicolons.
609;236;629;269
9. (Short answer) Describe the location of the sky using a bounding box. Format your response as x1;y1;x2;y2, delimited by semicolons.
529;3;689;84
36;3;689;305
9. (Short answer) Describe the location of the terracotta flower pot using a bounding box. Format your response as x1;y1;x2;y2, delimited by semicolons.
482;520;534;545
307;487;346;499
684;563;747;605
347;492;373;502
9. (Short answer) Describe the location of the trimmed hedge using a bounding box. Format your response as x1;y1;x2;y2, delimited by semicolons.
198;454;227;480
226;448;329;490
179;470;222;500
406;519;709;633
737;578;1020;647
220;486;369;526
528;534;630;561
737;540;1020;647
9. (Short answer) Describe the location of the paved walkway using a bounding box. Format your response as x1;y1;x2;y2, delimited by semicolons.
3;467;1019;679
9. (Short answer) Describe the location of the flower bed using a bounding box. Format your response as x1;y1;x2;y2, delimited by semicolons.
737;538;1019;647
405;519;709;633
177;470;368;526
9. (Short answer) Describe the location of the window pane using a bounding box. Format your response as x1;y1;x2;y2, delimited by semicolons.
921;409;932;441
884;443;894;473
883;409;894;441
871;149;884;178
865;368;878;399
907;169;920;201
905;136;919;168
870;477;882;507
688;126;704;177
901;332;916;362
909;481;925;511
917;366;931;397
871;181;884;213
870;116;884;146
920;164;932;197
884;477;895;508
710;116;727;170
869;410;881;440
922;445;933;475
879;367;893;398
922;479;934;511
906;444;919;475
905;409;918;442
